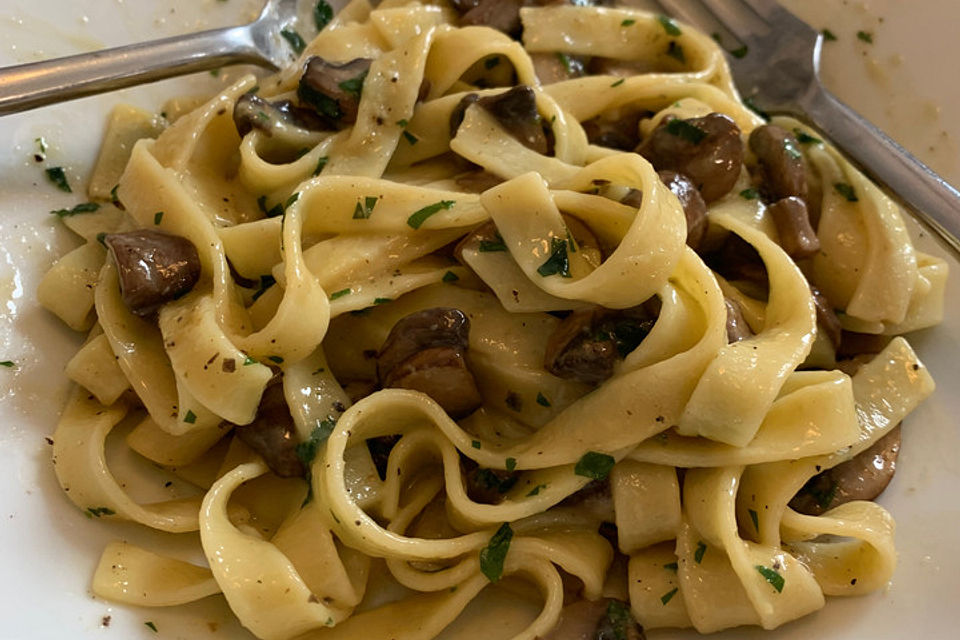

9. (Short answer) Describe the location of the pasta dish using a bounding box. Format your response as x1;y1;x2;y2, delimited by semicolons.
38;1;947;638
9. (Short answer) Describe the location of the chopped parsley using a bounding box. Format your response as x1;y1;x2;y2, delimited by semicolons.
338;69;368;99
755;564;785;592
666;41;685;63
610;77;626;87
45;167;71;192
556;52;575;74
153;211;164;225
243;356;258;366
373;297;392;305
0;361;15;368
281;28;306;55
665;118;707;144
621;19;636;27
471;440;482;449
86;506;115;517
660;587;679;605
407;200;454;229
183;410;197;424
657;15;682;36
34;136;47;161
574;451;615;481
259;193;298;218
505;457;517;471
739;188;759;200
442;270;459;282
694;540;707;564
50;202;99;218
822;28;838;41
793;128;822;144
856;30;873;44
484;56;501;69
475;469;517;495
730;45;748;59
313;155;329;176
833;182;859;202
296;418;336;467
110;184;124;209
526;484;546;496
252;274;276;301
267;355;284;364
536;237;571;278
144;621;158;632
749;508;759;531
402;130;419;145
395;118;409;128
663;561;678;572
95;232;107;246
479;523;513;583
743;96;770;121
330;288;351;300
535;392;551;407
285;192;300;209
314;0;334;30
353;196;378;219
478;234;507;252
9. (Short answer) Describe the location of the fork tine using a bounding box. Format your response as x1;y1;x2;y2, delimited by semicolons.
653;0;705;34
740;0;820;34
696;0;770;39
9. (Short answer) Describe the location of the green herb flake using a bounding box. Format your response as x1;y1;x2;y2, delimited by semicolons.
749;508;759;531
743;96;770;121
338;69;369;99
442;270;459;282
471;440;482;449
373;297;392;305
330;288;351;300
407;199;455;229
666;40;685;63
243;356;258;366
50;202;100;218
505;457;517;472
96;232;108;246
657;15;682;36
183;410;197;424
603;600;634;638
621;19;636;27
664;561;678;572
402;130;419;145
353;196;379;219
285;192;301;209
535;392;551;407
86;506;115;517
45;167;72;193
267;355;284;364
857;30;873;44
313;155;329;176
610;77;626;88
478;234;507;252
739;188;759;200
665;118;707;144
153;211;164;225
755;564;785;592
396;118;409;128
730;45;748;59
694;540;707;564
34;136;47;160
556;52;574;74
144;621;158;632
110;184;123;209
479;522;513;583
783;138;803;160
833;182;859;202
296;418;336;467
0;361;15;368
314;0;334;30
210;68;220;78
574;451;615;481
484;56;501;69
822;28;838;41
537;237;571;278
526;484;546;496
281;28;307;55
794;128;822;144
660;587;679;605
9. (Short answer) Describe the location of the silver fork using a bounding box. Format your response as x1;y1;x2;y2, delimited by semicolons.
657;0;960;255
0;0;306;116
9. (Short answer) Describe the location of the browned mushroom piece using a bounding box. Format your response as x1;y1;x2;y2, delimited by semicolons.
836;330;892;360
789;425;901;516
104;229;201;316
461;456;519;504
724;298;753;343
367;434;401;480
809;284;842;350
748;124;808;201
620;189;643;209
455;170;504;193
531;52;588;85
234;382;306;478
450;86;548;154
297;57;371;126
459;0;524;35
377;308;483;419
233;93;330;140
638;113;744;202
544;307;656;385
709;234;768;285
582;110;644;151
657;170;708;250
768;196;820;259
545;598;646;640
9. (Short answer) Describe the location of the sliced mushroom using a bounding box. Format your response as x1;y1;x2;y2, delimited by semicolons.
234;382;306;478
582;111;644;151
297;57;371;126
104;229;201;316
233;93;330;141
544;307;656;385
810;284;842;350
836;330;892;360
789;425;901;516
638;113;743;202
725;297;753;343
768;196;820;259
708;234;768;286
377;308;483;419
658;170;708;250
451;86;548;154
462;456;519;504
748;124;807;201
546;598;646;640
459;0;524;36
531;52;588;85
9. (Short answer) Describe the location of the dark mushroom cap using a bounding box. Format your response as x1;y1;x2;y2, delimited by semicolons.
451;86;548;154
234;382;306;478
748;124;808;201
233;93;330;138
104;229;201;316
809;283;842;350
768;196;820;260
724;297;753;343
582;110;644;151
297;57;372;126
639;112;744;202
657;170;708;250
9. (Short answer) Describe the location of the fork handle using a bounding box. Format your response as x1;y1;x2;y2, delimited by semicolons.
803;87;960;255
0;25;268;116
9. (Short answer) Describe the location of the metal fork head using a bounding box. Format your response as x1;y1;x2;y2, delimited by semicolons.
655;0;822;115
250;0;321;69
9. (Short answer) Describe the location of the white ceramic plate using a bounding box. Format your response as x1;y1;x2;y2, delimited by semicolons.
1;1;957;639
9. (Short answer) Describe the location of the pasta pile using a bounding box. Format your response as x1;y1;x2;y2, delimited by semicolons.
39;1;946;638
